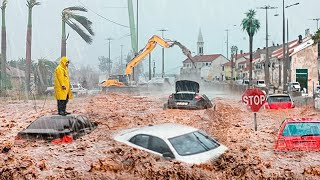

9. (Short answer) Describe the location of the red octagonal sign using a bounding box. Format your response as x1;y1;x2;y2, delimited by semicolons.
242;88;266;112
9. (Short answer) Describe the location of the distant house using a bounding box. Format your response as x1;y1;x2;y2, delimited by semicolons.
6;66;25;90
272;34;318;95
181;54;229;81
222;61;232;80
180;29;229;81
234;51;250;79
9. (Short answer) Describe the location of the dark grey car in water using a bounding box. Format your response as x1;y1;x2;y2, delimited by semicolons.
167;80;213;109
15;115;98;143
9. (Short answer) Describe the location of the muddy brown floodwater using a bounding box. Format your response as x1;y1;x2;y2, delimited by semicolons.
0;93;320;179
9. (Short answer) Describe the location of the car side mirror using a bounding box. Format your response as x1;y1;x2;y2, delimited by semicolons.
162;152;175;160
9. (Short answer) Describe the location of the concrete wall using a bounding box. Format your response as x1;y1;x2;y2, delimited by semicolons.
291;44;318;96
209;56;229;80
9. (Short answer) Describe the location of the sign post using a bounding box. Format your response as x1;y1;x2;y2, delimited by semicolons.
242;88;266;131
254;112;257;131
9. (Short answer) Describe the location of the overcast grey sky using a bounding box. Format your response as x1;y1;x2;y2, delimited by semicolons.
7;0;320;74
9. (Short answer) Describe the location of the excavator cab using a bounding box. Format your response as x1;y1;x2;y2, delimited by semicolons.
102;75;129;87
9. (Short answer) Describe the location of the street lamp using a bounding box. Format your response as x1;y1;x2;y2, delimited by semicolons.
257;5;277;88
283;2;300;91
158;29;168;78
106;38;113;75
225;25;237;60
309;18;320;30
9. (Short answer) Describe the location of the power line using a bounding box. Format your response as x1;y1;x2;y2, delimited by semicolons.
78;0;130;28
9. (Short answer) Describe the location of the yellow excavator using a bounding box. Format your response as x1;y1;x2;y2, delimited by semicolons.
101;35;195;90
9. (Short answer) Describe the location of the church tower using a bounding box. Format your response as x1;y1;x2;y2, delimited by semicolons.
197;28;204;55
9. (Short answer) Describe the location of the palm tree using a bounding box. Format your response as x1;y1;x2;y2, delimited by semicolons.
25;0;40;93
61;6;94;57
0;0;7;91
241;9;260;86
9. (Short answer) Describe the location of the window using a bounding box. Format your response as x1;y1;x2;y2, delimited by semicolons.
282;123;320;136
129;134;150;148
149;136;171;154
169;131;220;156
267;96;291;103
222;65;224;71
255;63;262;69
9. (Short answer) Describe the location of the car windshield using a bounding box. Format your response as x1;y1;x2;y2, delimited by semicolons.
282;122;320;136
258;81;265;84
27;116;71;130
72;85;79;89
267;96;291;103
292;82;299;85
169;131;220;156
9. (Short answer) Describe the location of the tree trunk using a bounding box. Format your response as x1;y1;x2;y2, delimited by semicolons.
61;20;66;57
1;7;6;93
265;50;270;88
249;35;253;87
231;54;234;82
25;27;32;93
25;8;32;96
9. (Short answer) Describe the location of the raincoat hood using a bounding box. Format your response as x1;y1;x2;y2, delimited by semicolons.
60;56;69;68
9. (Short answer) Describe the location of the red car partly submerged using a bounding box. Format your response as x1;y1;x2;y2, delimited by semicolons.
265;94;295;109
274;118;320;151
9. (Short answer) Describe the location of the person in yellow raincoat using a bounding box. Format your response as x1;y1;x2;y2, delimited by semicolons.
54;57;73;116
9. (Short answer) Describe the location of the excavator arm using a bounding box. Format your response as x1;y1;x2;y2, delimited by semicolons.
125;35;196;76
126;35;172;75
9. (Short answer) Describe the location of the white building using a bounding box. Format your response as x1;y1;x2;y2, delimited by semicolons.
180;29;229;81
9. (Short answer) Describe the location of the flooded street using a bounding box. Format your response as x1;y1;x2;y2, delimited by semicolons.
1;0;320;179
1;91;320;179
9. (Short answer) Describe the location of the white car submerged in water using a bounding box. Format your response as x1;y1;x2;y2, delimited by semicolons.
113;123;228;164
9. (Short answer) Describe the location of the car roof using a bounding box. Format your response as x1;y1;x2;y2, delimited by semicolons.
38;114;82;118
285;118;320;123
267;94;290;97
122;123;198;139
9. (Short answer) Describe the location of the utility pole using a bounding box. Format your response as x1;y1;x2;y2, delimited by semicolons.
287;19;290;83
136;0;138;50
310;18;320;30
107;38;113;75
282;0;286;91
158;29;168;78
120;45;123;66
225;29;229;59
149;54;152;80
153;60;156;78
258;5;277;88
283;2;300;91
132;0;139;81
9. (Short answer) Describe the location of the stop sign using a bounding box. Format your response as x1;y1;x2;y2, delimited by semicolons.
242;88;266;112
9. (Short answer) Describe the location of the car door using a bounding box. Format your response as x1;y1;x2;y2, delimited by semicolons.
148;136;173;155
129;134;150;149
129;134;173;157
